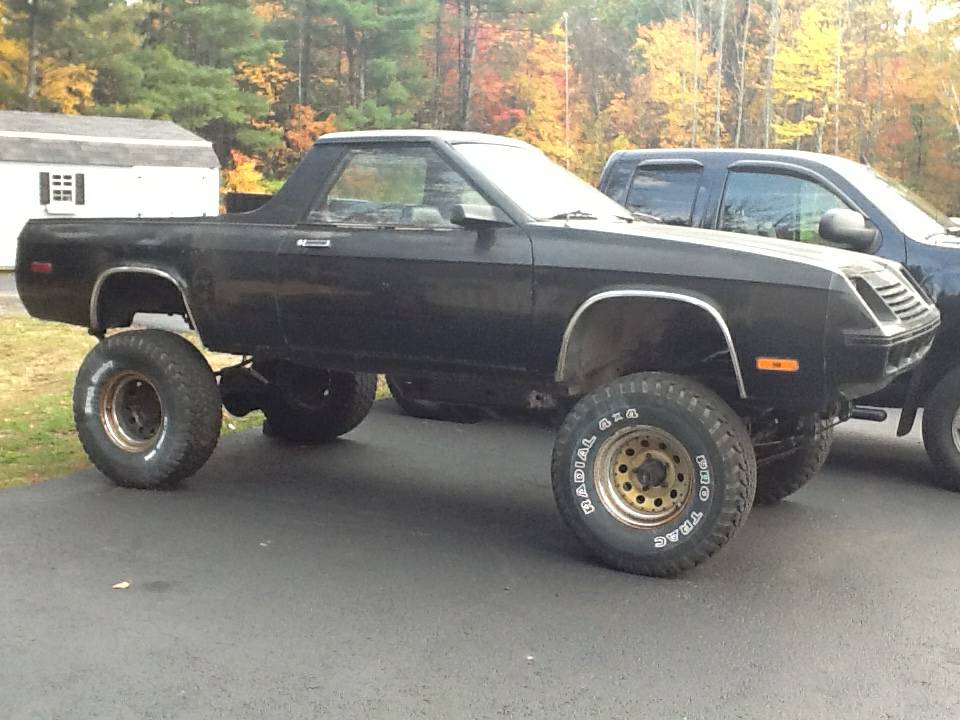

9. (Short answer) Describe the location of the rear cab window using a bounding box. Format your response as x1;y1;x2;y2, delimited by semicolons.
624;163;704;226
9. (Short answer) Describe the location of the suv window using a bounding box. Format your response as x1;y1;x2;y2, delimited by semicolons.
625;167;702;225
309;146;489;228
720;170;849;244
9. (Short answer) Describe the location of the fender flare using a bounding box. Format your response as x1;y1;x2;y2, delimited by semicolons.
554;289;747;398
89;266;198;335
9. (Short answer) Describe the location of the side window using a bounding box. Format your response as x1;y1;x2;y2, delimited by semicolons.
40;171;85;214
720;171;849;245
308;146;491;228
625;167;702;225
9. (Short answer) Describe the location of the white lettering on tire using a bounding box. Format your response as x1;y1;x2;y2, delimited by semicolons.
653;454;712;549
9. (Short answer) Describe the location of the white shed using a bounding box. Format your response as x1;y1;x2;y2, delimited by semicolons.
0;111;220;269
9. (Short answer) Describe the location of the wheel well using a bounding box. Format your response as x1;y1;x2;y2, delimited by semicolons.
556;296;745;399
91;271;191;332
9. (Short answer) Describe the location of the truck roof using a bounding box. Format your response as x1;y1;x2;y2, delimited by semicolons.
314;129;531;148
610;147;866;174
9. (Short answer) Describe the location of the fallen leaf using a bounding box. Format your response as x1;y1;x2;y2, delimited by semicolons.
112;581;131;590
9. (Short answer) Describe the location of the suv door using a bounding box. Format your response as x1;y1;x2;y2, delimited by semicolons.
717;165;856;245
276;143;534;371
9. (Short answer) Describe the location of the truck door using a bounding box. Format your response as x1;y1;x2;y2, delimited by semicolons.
717;165;860;245
276;143;534;372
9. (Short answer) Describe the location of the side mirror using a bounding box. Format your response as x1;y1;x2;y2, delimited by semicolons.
450;204;512;230
818;208;879;252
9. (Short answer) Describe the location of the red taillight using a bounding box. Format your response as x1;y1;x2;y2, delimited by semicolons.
30;261;53;274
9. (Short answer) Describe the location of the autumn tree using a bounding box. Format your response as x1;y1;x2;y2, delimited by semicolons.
635;15;729;148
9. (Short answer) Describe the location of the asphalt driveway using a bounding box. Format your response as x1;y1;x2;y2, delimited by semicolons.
2;402;959;719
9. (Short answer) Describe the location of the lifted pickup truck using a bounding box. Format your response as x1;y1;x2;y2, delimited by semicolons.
600;148;960;487
16;131;939;576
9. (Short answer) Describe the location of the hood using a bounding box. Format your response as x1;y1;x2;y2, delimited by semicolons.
536;219;897;278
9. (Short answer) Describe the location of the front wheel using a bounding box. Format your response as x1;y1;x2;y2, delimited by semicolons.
73;330;222;489
551;372;756;577
922;367;960;489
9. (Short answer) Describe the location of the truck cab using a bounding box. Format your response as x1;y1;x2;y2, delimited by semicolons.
600;148;960;485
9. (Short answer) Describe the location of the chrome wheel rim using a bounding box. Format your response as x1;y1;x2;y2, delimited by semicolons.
99;371;163;453
593;425;695;529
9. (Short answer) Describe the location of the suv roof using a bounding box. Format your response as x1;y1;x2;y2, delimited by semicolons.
610;147;867;175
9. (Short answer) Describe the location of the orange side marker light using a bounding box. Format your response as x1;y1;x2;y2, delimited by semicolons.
756;357;799;372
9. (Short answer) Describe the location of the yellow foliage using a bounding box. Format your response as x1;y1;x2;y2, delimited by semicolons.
508;25;585;170
0;37;22;88
222;150;268;194
39;60;96;114
237;53;295;106
252;0;286;21
635;16;728;147
771;0;841;144
0;35;94;113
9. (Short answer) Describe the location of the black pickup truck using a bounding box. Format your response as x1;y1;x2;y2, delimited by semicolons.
600;148;960;487
16;131;939;576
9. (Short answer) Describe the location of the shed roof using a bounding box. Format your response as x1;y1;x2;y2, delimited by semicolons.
0;111;220;169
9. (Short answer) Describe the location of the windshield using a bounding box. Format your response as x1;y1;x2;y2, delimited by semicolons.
842;162;954;239
453;142;633;222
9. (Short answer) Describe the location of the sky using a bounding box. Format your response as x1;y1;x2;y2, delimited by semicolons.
892;0;958;29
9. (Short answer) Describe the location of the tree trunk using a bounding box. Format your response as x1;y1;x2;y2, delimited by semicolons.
26;0;40;109
691;0;702;147
457;0;476;130
432;0;445;126
734;0;752;147
946;81;960;147
345;23;358;105
762;0;780;148
833;1;847;155
714;0;728;146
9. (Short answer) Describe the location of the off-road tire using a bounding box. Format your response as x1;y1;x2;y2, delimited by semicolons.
263;370;377;444
386;375;483;424
73;330;222;490
552;372;756;577
754;417;834;505
922;367;960;490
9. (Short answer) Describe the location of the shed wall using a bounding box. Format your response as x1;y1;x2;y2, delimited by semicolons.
1;162;219;268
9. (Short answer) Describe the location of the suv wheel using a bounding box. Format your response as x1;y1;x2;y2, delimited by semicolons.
552;372;756;577
73;330;222;489
922;367;960;489
754;416;834;505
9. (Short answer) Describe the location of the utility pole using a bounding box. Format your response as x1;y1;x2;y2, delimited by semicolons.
563;10;570;167
26;0;40;109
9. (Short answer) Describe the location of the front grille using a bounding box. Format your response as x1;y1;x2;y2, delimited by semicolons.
861;270;931;324
871;281;928;322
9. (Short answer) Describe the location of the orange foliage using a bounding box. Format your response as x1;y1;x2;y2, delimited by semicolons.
285;104;337;154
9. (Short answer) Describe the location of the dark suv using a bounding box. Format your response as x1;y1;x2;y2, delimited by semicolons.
600;148;960;487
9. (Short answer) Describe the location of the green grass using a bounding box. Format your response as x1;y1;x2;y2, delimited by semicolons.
0;316;389;489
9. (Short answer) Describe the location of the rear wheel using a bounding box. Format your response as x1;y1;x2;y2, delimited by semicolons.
754;416;834;505
260;362;376;444
551;372;756;577
922;367;960;490
73;330;222;489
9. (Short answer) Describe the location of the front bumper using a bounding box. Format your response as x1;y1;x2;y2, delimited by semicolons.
835;317;939;400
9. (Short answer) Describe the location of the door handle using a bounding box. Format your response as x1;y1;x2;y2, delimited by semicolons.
296;238;332;249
